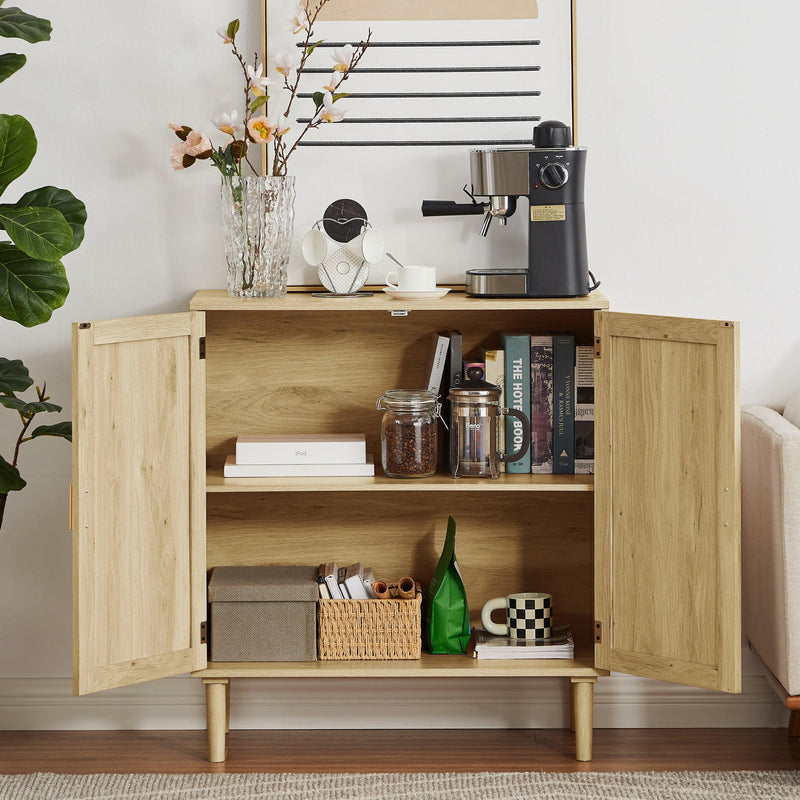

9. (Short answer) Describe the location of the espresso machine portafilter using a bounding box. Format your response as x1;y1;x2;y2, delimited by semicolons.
421;120;595;298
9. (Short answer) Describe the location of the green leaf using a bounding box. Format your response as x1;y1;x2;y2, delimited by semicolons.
0;357;32;393
0;454;25;493
306;40;323;55
226;19;239;41
312;91;324;109
0;242;69;327
17;186;86;254
0;114;36;196
31;421;71;441
0;52;25;83
0;7;51;43
332;92;349;102
0;394;61;413
0;205;72;260
249;95;268;114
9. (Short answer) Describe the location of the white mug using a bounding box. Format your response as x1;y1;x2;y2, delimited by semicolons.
385;265;437;292
481;592;552;640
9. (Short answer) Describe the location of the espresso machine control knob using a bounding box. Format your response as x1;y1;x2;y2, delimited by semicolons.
539;162;569;189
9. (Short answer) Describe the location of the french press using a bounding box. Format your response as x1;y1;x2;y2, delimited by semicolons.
448;379;531;479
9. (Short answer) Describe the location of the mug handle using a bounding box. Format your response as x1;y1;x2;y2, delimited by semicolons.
499;407;531;463
386;270;399;289
481;596;509;636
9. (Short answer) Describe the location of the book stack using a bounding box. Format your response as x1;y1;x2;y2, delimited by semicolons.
472;625;575;660
316;562;378;599
223;434;375;477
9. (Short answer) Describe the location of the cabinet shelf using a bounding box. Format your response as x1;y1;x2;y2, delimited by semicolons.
206;467;594;493
194;651;605;679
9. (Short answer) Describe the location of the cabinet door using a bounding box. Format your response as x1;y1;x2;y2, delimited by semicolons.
594;311;740;692
72;312;207;695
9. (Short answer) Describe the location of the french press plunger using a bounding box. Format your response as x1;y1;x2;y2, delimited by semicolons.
448;379;531;479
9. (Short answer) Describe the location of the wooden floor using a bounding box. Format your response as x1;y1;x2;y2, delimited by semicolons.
0;729;798;773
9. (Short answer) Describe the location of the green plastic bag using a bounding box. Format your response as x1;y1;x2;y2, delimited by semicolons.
424;516;470;654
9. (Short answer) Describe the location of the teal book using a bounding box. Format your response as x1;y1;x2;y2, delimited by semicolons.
500;333;531;473
553;334;575;473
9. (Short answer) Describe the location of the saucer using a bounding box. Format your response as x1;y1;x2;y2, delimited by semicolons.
382;287;451;300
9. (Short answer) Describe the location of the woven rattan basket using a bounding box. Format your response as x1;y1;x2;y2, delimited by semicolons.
317;592;422;660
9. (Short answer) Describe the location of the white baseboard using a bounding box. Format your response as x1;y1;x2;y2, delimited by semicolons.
0;672;787;730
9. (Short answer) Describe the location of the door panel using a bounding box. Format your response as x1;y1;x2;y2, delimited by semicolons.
594;312;740;692
72;313;206;695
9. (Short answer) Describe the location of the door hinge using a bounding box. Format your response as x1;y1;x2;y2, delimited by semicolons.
594;620;603;643
200;621;207;644
199;337;206;359
594;337;601;358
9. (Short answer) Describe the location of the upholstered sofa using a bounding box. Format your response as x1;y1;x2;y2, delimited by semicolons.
741;392;800;733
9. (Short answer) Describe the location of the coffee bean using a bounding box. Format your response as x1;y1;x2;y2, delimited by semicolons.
382;416;437;478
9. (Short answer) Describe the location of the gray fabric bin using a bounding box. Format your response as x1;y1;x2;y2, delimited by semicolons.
208;565;318;662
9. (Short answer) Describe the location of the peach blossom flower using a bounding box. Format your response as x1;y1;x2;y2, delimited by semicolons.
274;115;291;136
247;115;276;143
246;62;272;96
273;50;300;78
212;110;244;138
318;91;346;123
184;130;212;157
323;72;343;93
287;4;309;34
332;44;353;73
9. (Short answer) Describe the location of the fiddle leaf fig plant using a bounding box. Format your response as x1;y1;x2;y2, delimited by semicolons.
0;6;85;530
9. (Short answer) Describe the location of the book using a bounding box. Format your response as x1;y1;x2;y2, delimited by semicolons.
317;575;332;599
424;333;450;393
362;566;378;599
500;333;531;473
481;347;505;473
223;455;374;477
235;434;367;465
529;335;554;474
442;330;463;473
343;563;369;599
337;565;351;598
574;345;595;475
553;334;575;474
472;625;574;660
321;561;344;599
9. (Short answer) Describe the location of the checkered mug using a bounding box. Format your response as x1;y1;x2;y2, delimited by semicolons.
480;592;552;640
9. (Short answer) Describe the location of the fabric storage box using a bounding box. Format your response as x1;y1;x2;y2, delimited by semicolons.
208;565;318;662
317;591;422;660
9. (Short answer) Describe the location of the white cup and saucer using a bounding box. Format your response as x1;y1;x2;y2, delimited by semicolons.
382;265;450;300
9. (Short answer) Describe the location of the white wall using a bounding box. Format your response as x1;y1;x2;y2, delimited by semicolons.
0;0;795;729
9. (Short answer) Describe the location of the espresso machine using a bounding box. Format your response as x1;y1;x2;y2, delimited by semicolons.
422;120;597;298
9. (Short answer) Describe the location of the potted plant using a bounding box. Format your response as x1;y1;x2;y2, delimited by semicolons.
0;5;87;530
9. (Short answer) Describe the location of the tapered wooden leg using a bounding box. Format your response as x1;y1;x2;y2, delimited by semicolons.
203;679;229;762
571;677;596;762
789;709;800;737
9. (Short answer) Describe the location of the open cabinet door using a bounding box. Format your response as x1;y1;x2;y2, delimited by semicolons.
72;313;207;695
594;312;740;693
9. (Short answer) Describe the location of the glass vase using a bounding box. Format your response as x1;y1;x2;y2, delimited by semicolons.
220;174;295;298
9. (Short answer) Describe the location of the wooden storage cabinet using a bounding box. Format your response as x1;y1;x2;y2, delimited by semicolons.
71;290;741;763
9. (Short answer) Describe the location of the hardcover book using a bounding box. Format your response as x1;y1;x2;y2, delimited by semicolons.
553;334;575;474
574;345;595;475
501;333;531;473
529;335;554;474
472;625;574;660
424;333;450;393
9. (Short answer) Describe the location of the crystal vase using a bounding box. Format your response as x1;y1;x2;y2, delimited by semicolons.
220;174;295;298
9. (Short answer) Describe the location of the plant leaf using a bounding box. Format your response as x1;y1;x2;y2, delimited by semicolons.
0;204;73;260
0;52;25;83
31;421;71;441
17;186;87;253
307;40;323;55
0;114;36;196
0;7;51;43
249;95;268;114
0;394;61;413
0;357;32;393
312;91;324;109
331;92;349;102
226;19;239;41
0;242;69;327
0;454;25;493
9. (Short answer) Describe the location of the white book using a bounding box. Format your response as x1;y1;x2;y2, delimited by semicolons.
322;561;343;599
472;626;574;660
236;433;367;465
337;566;350;599
223;455;374;477
425;333;450;393
343;563;369;600
362;566;378;599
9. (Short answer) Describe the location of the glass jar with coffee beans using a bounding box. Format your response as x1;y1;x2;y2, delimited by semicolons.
376;389;439;478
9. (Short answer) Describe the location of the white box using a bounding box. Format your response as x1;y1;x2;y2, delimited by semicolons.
235;434;367;465
223;454;374;478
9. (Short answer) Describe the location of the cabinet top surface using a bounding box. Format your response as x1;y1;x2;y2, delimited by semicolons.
189;288;610;312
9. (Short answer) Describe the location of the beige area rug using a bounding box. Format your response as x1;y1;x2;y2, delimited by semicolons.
1;771;799;800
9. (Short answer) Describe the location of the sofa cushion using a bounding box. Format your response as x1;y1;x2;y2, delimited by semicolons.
784;389;800;429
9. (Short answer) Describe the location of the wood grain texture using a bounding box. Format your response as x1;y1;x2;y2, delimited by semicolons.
594;312;740;692
72;315;204;695
0;729;797;774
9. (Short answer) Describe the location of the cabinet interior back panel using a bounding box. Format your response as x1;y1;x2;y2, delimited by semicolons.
204;309;594;466
207;491;594;643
